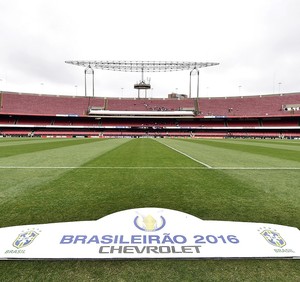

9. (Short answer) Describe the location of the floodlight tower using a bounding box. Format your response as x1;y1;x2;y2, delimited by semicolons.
189;67;200;98
65;60;219;98
85;65;94;97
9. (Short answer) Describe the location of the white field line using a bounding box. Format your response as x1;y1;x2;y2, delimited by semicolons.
157;141;212;168
0;166;200;169
213;167;300;170
0;166;299;170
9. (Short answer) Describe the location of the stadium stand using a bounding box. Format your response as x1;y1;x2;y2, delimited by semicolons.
261;118;299;127
0;91;299;138
198;94;300;117
106;98;195;111
0;92;105;115
226;119;259;127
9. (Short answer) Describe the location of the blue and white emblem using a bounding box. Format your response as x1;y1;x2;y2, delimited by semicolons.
260;229;286;248
13;229;39;249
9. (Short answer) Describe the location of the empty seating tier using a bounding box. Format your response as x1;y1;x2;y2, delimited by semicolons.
0;92;299;138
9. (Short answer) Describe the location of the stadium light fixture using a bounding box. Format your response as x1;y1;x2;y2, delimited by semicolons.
278;82;282;94
65;60;219;98
65;60;219;72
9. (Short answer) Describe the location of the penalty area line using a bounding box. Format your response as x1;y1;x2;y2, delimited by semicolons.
157;141;212;169
212;167;300;170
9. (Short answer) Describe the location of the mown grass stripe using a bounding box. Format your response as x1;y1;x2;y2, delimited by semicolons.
183;138;300;163
0;138;106;158
213;167;300;170
0;137;72;147
1;166;299;170
0;138;299;281
156;140;212;168
0;138;131;167
81;138;200;168
163;138;300;168
0;166;204;169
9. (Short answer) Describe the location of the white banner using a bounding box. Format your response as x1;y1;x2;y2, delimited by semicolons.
1;208;299;260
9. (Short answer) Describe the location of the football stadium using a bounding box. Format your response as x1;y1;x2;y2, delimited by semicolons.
0;59;300;280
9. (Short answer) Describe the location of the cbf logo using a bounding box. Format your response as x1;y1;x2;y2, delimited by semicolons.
134;212;166;232
259;228;286;248
13;229;40;249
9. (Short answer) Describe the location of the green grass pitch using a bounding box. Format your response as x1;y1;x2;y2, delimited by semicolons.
0;137;299;281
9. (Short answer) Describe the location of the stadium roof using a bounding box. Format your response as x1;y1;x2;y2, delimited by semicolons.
65;60;219;72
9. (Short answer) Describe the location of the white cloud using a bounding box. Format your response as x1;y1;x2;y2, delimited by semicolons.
0;0;299;97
